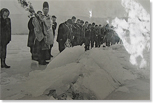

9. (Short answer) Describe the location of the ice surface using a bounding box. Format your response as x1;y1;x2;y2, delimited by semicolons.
1;35;150;100
21;45;139;99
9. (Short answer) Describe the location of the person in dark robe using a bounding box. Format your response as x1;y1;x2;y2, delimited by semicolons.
27;14;37;60
56;19;72;52
85;24;92;51
0;8;11;68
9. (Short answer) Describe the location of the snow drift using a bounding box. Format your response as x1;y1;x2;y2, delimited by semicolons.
22;45;138;100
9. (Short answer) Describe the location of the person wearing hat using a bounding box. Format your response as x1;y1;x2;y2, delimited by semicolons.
84;24;92;51
71;16;76;24
52;15;57;37
42;1;54;60
83;21;89;44
56;19;72;52
91;22;96;48
94;25;101;48
0;8;11;68
83;21;89;34
79;20;85;45
83;21;88;30
104;24;113;47
70;16;76;45
71;19;81;46
99;24;104;46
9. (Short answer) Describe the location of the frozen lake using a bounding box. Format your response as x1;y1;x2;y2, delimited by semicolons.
0;35;150;100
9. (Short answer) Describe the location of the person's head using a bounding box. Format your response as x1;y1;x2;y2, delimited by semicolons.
92;22;95;26
76;19;80;24
52;15;56;22
80;20;84;26
88;24;92;29
43;2;49;15
0;8;10;19
85;21;88;25
71;16;76;24
37;11;43;20
106;24;109;27
99;24;101;27
66;19;72;26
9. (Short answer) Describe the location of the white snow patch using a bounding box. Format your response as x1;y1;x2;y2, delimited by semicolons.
115;86;130;93
21;45;138;99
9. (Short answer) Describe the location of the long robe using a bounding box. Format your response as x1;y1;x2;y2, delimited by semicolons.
43;15;54;45
32;16;48;63
27;17;35;48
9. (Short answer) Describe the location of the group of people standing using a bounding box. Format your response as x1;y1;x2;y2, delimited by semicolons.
0;1;121;68
57;16;121;52
27;2;57;65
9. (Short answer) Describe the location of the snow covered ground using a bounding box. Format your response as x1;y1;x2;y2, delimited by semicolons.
0;35;150;100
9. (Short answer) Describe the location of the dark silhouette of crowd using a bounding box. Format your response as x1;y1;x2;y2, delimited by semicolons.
57;16;121;52
1;1;121;67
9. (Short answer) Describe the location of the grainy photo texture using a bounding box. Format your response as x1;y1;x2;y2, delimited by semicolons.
0;0;150;100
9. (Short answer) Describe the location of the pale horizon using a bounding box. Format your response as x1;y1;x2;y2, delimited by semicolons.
0;0;150;34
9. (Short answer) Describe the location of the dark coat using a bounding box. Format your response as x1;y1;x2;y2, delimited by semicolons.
27;17;35;47
91;26;95;40
72;23;83;45
85;28;91;45
72;23;80;36
52;22;57;37
56;22;72;52
56;22;72;43
0;17;11;46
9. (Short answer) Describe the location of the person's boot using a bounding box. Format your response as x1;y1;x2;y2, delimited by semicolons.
1;58;10;68
1;59;5;68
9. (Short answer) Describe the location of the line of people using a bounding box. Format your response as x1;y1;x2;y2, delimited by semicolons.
0;1;121;68
57;16;121;52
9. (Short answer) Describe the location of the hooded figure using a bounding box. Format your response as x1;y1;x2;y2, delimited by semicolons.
0;8;11;68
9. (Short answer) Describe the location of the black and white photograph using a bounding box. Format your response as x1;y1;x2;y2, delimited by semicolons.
0;0;151;101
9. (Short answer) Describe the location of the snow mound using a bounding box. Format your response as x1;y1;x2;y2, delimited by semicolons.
22;46;137;99
46;46;85;70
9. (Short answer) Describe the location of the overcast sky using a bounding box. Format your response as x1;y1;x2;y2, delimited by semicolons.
1;0;150;17
0;0;150;34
